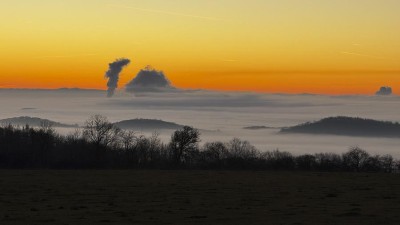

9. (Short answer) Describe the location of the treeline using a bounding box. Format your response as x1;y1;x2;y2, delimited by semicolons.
0;115;399;172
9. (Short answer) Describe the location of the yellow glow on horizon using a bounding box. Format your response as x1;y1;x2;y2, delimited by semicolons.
0;0;399;94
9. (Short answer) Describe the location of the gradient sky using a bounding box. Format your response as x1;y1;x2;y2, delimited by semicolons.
0;0;399;94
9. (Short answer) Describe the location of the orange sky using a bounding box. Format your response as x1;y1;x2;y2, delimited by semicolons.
0;0;399;94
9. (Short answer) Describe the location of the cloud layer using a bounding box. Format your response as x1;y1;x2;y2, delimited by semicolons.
2;89;400;157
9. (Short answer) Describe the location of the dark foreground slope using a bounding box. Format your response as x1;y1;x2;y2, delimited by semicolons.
281;116;400;137
1;170;400;225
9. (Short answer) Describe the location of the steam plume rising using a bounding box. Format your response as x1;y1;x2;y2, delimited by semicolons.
376;86;392;96
125;65;175;93
105;58;131;97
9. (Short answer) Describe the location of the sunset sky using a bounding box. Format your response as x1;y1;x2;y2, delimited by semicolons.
0;0;399;94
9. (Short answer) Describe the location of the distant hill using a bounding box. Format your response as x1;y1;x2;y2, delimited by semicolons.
243;126;278;130
0;116;78;128
0;88;103;93
0;88;104;98
280;116;400;138
114;119;184;130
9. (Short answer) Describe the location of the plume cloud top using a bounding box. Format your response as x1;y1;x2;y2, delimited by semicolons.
125;66;175;93
376;86;392;96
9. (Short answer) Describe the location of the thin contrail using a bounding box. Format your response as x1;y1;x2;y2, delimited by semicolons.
108;4;224;21
340;51;385;59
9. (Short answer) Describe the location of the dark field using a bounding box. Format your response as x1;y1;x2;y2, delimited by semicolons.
1;171;400;225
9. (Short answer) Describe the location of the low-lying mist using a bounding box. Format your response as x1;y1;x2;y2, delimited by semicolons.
1;88;400;157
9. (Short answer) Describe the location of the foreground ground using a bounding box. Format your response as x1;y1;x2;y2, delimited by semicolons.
0;170;399;225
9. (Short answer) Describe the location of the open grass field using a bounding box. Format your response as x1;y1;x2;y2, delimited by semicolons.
0;170;400;225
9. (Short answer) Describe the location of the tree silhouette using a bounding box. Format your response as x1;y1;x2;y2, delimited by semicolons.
0;115;399;172
83;115;120;149
169;126;200;165
342;147;370;171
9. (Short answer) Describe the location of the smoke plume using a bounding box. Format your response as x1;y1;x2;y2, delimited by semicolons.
105;58;131;97
376;86;392;96
125;66;175;93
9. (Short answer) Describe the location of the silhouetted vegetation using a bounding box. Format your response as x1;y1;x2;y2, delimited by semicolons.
281;116;400;137
1;115;399;172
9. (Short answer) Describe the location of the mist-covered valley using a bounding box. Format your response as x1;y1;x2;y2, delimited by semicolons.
1;88;399;157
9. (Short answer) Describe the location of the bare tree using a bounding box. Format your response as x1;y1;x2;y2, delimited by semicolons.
169;126;200;165
261;150;295;170
148;132;162;162
120;130;137;151
40;121;55;135
314;153;342;171
296;154;316;170
83;115;120;149
342;146;370;171
203;142;229;161
226;138;258;159
380;154;394;173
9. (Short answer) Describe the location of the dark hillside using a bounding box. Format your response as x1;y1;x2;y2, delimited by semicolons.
114;119;184;130
281;116;400;137
0;116;77;128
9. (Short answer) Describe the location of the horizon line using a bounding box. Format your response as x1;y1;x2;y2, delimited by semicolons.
0;87;396;97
